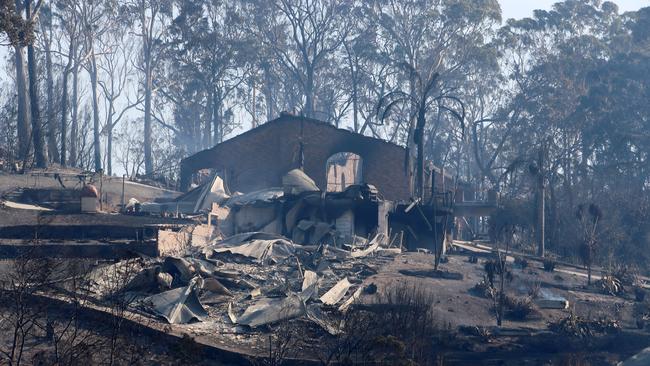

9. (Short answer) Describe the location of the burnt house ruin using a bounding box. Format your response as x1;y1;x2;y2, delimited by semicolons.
179;114;491;252
180;114;456;199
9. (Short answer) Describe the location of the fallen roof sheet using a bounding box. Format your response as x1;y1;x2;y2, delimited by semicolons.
351;233;386;258
216;232;289;246
224;188;284;207
145;278;208;324
213;239;295;262
339;286;363;312
320;278;352;305
236;293;306;328
2;200;53;211
301;270;319;301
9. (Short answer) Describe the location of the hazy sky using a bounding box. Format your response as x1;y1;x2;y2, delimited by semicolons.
501;0;649;20
2;0;650;101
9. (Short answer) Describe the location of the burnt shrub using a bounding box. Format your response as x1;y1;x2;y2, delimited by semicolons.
635;287;647;302
543;259;556;272
321;284;455;365
514;256;529;269
503;295;539;321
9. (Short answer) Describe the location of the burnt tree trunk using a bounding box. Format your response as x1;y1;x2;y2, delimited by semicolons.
204;89;213;149
14;44;31;162
70;56;79;167
26;0;47;168
44;9;59;163
262;63;274;121
141;6;154;177
107;123;113;176
415;106;426;200
537;146;545;258
304;66;314;118
59;42;74;167
88;44;102;172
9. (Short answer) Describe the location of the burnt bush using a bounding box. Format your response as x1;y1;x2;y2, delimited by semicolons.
514;256;529;269
471;276;496;299
319;284;455;365
635;287;646;302
503;295;539;321
484;259;512;287
612;264;641;288
549;313;621;338
543;259;556;272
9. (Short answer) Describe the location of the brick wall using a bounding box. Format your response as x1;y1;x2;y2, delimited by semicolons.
180;115;415;201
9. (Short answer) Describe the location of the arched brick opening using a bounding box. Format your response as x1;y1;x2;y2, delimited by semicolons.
326;152;363;192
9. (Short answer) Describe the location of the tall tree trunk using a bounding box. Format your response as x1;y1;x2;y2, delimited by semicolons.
262;63;274;121
106;94;115;176
107;123;113;176
26;0;47;169
537;146;545;258
204;90;213;149
143;52;153;176
415;107;426;200
212;91;221;144
351;76;359;132
44;9;59;163
344;44;359;133
549;181;558;253
14;44;31;161
304;67;314;118
70;57;79;167
88;48;102;172
60;42;73;167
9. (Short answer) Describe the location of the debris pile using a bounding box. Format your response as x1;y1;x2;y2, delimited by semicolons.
81;167;457;347
88;228;400;337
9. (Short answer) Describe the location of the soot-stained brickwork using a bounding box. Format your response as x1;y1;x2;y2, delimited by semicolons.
180;114;416;201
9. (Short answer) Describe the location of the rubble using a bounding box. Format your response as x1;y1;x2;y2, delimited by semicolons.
77;168;456;337
100;218;400;327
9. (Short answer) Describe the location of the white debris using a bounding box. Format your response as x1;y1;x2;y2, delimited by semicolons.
320;278;352;305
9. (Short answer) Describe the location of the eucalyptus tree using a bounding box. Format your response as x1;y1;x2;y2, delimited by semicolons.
497;0;624;253
244;0;351;119
369;0;500;143
374;0;500;198
98;33;142;176
78;0;116;172
52;0;81;167
565;6;650;264
0;0;31;162
1;0;49;167
34;4;56;163
25;0;48;168
163;0;252;152
123;0;172;176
